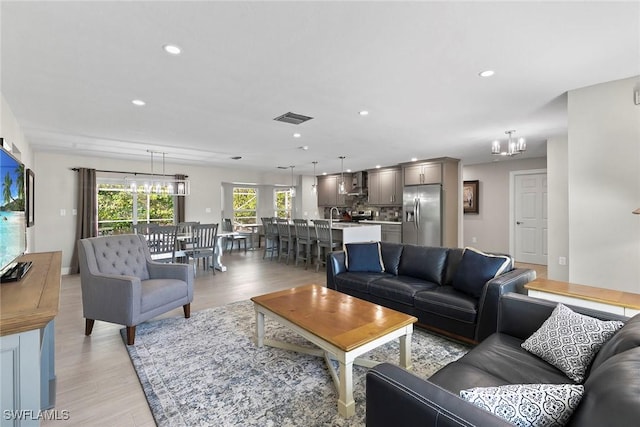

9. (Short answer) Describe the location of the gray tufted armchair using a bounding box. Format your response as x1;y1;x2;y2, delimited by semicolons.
78;234;193;345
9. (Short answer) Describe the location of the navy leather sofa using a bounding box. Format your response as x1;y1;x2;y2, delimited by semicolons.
327;242;536;342
366;293;640;427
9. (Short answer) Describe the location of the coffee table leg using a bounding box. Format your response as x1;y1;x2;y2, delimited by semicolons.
399;327;413;370
255;309;265;347
338;360;355;417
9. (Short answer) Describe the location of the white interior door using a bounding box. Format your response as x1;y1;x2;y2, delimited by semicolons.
514;173;548;264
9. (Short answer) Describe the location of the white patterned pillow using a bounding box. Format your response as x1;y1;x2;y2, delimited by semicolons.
460;383;584;427
521;303;624;382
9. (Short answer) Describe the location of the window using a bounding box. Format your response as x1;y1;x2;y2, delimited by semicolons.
232;187;257;225
97;180;174;234
274;188;293;219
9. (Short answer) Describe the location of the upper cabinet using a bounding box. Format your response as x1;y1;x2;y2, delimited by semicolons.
317;174;352;206
367;167;402;206
403;163;442;185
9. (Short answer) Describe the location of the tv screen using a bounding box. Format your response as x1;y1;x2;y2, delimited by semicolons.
0;146;26;273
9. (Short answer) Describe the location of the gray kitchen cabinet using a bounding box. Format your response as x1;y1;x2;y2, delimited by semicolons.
317;174;351;206
381;223;402;243
367;167;402;206
403;162;442;185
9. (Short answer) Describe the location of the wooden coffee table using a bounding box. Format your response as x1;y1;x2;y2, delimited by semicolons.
251;284;417;417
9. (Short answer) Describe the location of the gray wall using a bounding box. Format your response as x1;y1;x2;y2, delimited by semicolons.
462;157;547;253
547;135;569;280
566;76;640;291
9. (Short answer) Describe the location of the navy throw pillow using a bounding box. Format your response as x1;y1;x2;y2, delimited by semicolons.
452;247;511;298
344;242;385;273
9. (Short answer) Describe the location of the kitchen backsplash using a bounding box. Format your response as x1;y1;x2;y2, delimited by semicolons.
322;202;402;222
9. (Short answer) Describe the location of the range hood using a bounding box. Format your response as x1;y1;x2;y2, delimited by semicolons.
347;171;368;196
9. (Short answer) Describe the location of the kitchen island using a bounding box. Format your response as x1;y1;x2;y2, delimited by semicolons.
329;222;381;244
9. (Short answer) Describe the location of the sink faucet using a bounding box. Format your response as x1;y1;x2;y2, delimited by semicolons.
329;207;340;228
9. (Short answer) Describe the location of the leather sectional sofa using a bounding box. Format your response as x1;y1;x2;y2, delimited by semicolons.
327;242;536;342
366;293;640;427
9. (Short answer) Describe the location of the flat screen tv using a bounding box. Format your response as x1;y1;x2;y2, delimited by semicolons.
0;145;28;281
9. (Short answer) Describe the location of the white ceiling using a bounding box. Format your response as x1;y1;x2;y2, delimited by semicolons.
2;1;639;176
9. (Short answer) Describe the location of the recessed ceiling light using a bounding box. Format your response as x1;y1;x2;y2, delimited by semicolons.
346;169;352;173
132;99;146;106
322;172;327;175
478;70;495;77
299;145;309;150
359;110;369;116
163;44;182;55
293;133;301;138
375;165;381;169
411;157;418;162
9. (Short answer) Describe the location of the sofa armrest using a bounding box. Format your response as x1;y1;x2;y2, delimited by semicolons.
366;363;513;427
326;251;346;290
474;268;536;341
497;292;629;340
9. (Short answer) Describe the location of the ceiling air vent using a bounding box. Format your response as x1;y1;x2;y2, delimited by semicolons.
273;112;313;125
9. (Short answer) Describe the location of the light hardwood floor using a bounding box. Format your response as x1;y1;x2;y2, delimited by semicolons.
43;251;547;426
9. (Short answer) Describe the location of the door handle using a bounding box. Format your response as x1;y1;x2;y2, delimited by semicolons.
516;221;522;225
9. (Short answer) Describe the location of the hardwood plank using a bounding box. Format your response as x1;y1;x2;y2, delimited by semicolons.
42;250;327;425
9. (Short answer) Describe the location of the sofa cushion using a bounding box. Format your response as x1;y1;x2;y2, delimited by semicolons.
521;303;624;383
334;272;389;294
569;347;640;427
380;242;404;276
460;383;584;427
344;242;384;273
397;245;448;285
452;247;510;298
369;276;437;306
430;333;575;394
414;286;478;323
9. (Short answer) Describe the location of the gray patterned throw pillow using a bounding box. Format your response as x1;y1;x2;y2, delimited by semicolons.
460;383;584;427
521;303;624;382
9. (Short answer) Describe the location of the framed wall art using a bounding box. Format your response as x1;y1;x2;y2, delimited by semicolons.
463;180;479;214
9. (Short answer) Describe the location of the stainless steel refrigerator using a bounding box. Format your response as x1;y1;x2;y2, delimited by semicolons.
402;184;442;246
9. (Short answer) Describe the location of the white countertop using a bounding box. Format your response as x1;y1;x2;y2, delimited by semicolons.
360;220;402;225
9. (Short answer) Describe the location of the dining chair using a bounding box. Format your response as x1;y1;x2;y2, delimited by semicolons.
222;218;248;253
184;223;218;275
146;225;179;263
314;219;342;272
293;219;314;269
276;218;295;264
262;217;279;260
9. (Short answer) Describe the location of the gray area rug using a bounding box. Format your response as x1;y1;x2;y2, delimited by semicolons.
122;300;470;426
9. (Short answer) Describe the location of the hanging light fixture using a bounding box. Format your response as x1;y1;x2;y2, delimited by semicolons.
311;161;318;194
338;156;347;194
289;165;296;197
491;130;527;157
125;150;190;196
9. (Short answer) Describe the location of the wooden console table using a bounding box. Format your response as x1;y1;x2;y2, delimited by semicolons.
0;251;62;424
525;278;640;317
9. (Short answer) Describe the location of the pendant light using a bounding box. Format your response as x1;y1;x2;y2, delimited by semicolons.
125;150;190;196
311;161;318;194
289;165;296;197
338;156;346;195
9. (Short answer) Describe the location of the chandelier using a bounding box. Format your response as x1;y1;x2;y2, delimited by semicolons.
125;150;190;196
311;161;318;194
491;130;526;157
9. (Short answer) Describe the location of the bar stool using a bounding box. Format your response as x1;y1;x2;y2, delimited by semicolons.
262;217;279;260
314;219;342;272
293;219;314;269
276;218;295;264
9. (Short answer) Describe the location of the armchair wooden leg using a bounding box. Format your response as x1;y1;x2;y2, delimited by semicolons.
85;319;95;336
126;326;136;345
183;303;191;318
